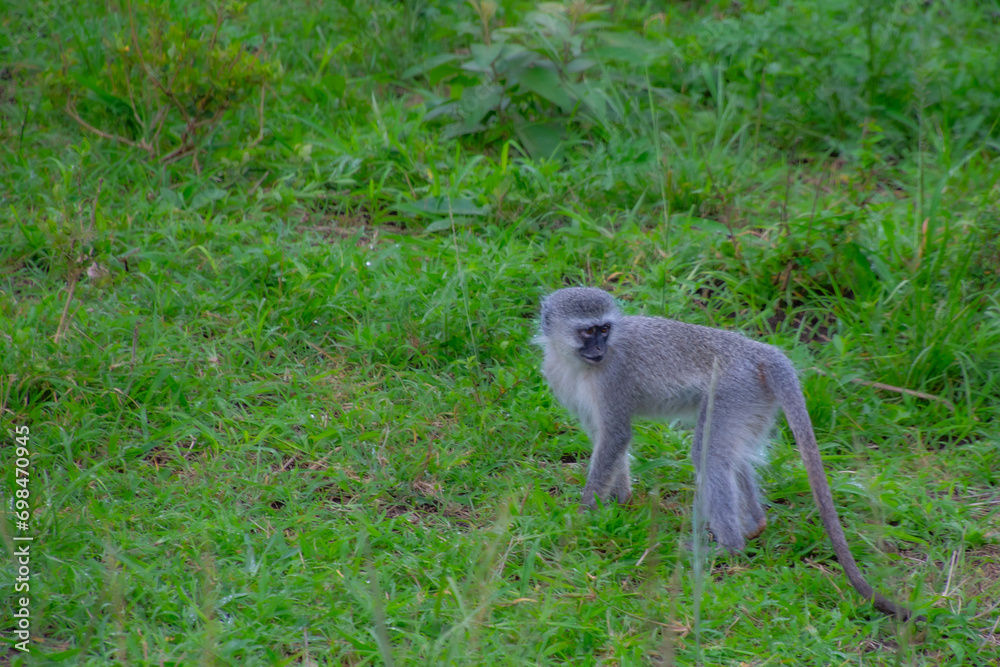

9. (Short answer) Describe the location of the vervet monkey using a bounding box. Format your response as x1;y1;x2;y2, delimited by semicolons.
537;287;911;619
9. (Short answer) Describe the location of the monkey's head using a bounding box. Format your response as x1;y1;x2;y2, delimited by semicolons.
539;287;620;364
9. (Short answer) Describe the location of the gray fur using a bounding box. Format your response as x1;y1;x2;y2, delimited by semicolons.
537;287;912;619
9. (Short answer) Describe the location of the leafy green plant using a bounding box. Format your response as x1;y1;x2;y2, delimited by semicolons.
54;0;278;171
405;1;614;158
688;0;1000;152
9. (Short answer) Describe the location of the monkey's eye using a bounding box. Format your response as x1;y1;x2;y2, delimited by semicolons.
600;325;609;334
583;326;595;336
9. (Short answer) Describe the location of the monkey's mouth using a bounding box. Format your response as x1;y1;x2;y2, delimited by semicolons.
580;351;604;363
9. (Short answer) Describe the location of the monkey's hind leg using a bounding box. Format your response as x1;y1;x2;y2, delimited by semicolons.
736;462;767;541
693;400;764;552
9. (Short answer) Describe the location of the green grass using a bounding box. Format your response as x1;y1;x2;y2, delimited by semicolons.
2;0;999;664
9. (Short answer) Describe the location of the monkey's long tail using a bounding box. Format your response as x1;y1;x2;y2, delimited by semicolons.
765;357;915;621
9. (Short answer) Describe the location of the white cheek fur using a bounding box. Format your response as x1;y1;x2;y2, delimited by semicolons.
542;345;602;438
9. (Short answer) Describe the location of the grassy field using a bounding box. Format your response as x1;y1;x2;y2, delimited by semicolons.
2;0;999;664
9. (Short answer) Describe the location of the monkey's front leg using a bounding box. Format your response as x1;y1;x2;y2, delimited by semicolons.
580;422;632;509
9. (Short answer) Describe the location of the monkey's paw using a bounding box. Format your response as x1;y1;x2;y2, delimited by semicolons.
744;517;767;541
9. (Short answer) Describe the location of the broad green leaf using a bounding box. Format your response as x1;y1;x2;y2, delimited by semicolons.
594;32;667;64
516;122;565;161
190;187;227;210
423;101;459;122
159;187;184;209
424;216;479;233
493;44;538;76
465;42;505;73
566;57;597;74
399;196;489;217
443;84;503;133
402;54;460;79
518;67;575;110
670;214;731;236
443;121;487;138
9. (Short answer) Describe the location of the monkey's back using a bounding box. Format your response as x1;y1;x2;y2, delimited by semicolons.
613;316;783;418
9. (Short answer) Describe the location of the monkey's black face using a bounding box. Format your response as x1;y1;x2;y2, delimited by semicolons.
577;323;611;363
